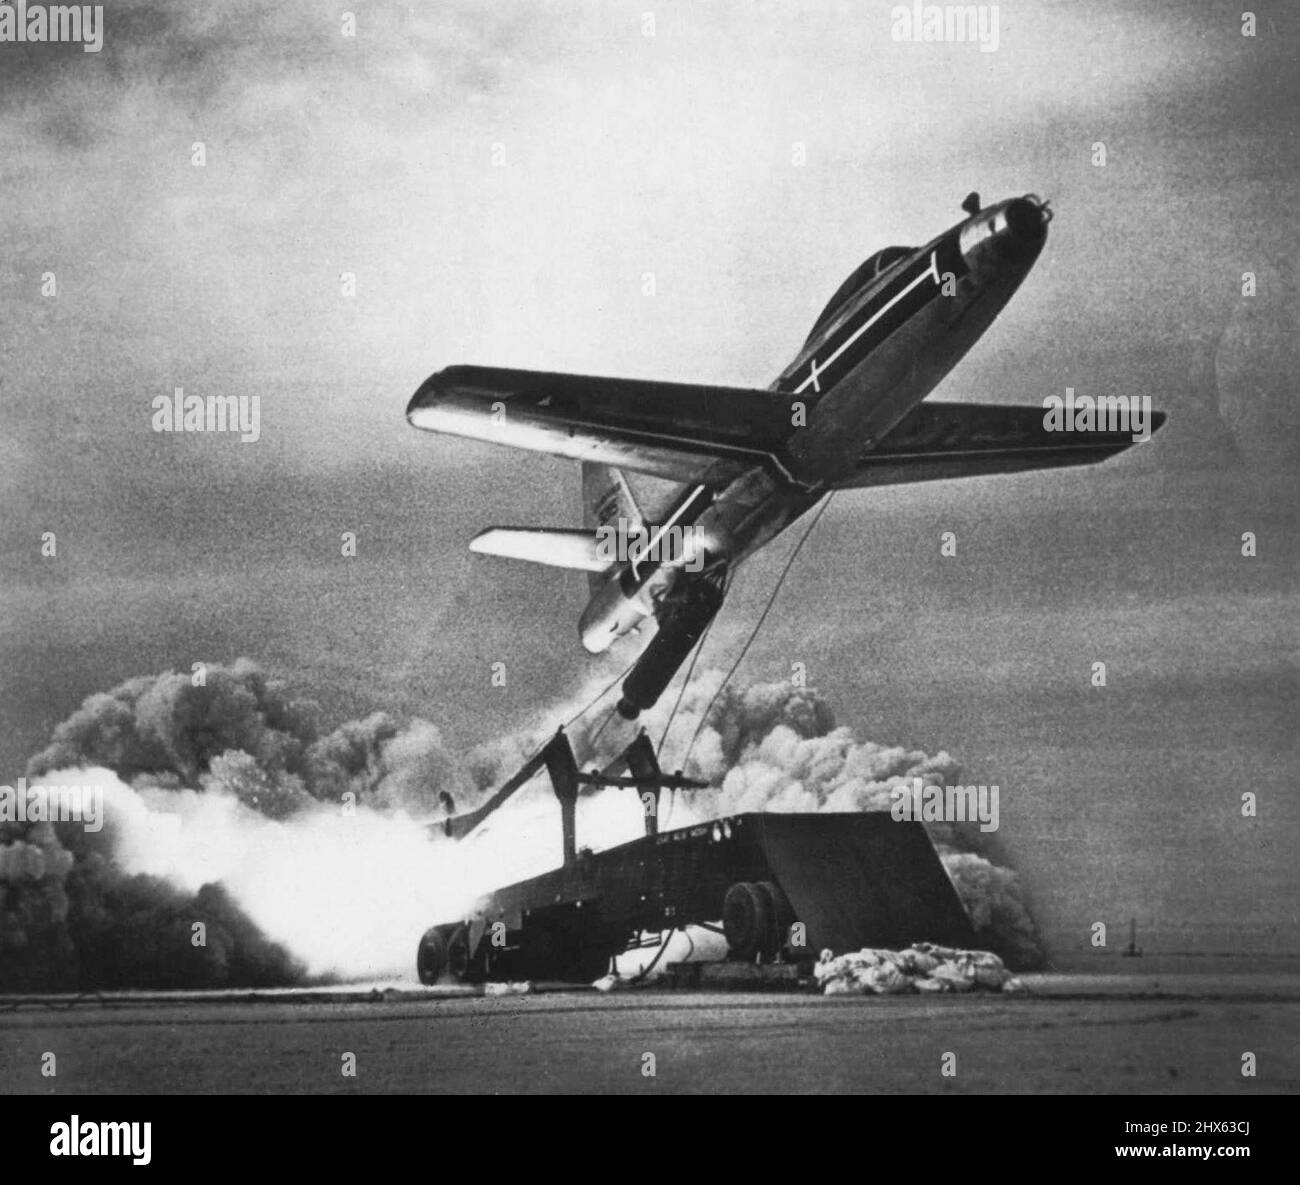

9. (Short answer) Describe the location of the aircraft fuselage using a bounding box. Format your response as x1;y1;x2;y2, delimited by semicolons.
579;195;1052;654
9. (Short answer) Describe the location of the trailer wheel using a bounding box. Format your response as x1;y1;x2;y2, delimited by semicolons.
446;925;472;983
723;881;777;961
416;927;448;985
757;880;796;952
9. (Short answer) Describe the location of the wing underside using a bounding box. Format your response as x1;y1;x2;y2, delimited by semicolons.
839;400;1164;488
407;365;797;487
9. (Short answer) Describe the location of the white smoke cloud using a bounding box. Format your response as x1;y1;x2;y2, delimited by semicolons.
4;662;1044;987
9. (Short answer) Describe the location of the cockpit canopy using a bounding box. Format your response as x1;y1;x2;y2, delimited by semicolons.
806;245;916;346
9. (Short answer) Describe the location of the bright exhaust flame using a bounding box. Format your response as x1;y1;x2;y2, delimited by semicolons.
86;770;670;980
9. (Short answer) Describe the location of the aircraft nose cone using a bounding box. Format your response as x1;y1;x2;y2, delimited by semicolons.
1004;197;1047;243
958;194;1051;263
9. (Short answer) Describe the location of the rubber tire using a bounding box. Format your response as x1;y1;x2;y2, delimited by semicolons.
446;925;472;983
723;881;776;961
757;880;795;953
416;927;448;985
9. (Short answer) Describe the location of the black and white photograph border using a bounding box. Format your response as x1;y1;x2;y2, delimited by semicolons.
1;0;1296;1118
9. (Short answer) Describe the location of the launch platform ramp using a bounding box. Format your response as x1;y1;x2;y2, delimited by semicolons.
749;813;974;952
423;729;976;983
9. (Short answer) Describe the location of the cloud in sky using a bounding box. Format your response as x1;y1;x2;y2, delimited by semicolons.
5;2;1295;460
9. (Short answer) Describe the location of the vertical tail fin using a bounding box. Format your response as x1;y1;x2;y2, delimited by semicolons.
580;464;643;595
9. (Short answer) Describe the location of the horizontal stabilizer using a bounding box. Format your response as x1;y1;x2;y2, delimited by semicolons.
469;527;610;572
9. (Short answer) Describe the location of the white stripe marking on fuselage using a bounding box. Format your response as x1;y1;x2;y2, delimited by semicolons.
628;484;708;578
795;250;940;396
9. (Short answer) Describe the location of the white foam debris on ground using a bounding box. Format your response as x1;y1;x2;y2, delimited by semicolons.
589;941;1026;995
815;943;1025;995
482;981;533;996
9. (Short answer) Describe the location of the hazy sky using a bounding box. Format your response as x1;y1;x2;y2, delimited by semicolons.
2;0;1296;951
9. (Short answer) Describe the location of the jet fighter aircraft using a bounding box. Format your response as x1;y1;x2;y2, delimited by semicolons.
407;193;1163;718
